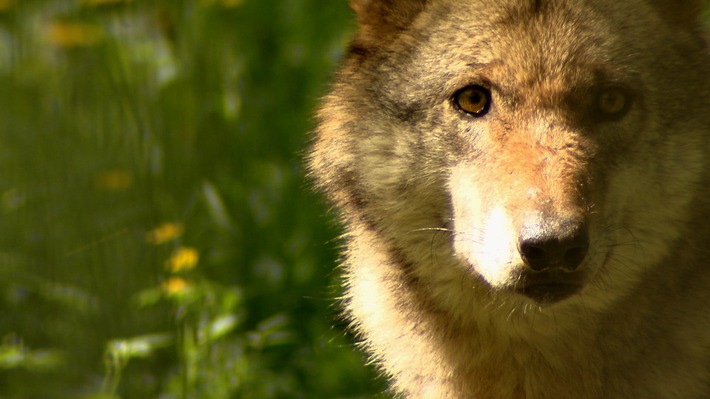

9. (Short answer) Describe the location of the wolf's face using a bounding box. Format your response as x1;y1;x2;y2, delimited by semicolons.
437;2;676;306
313;0;710;321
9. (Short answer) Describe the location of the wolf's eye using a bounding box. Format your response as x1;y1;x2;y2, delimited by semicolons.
596;86;631;119
454;85;491;117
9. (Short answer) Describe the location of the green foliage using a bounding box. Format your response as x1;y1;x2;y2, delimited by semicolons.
0;0;387;397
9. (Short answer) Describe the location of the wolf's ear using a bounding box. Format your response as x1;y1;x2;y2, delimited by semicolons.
652;0;708;28
349;0;427;46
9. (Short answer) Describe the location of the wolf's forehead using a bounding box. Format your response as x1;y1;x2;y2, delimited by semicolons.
420;0;611;69
401;0;641;96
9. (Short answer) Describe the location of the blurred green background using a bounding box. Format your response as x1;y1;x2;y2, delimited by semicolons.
0;0;388;397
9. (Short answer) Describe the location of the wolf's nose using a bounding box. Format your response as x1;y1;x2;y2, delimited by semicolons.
518;220;589;271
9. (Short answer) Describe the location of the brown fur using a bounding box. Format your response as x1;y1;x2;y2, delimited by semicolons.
309;0;710;397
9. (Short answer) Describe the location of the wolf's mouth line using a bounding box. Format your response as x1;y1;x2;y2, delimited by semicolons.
516;282;583;292
514;282;584;303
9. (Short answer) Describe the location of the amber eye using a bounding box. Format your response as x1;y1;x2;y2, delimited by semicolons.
596;86;631;119
454;85;491;117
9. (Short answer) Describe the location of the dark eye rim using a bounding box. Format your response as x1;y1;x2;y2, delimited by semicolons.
453;85;492;117
595;84;633;121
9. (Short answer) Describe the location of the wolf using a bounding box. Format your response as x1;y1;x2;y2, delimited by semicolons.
309;0;710;397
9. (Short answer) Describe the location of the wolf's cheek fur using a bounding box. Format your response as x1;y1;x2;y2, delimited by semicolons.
585;121;707;308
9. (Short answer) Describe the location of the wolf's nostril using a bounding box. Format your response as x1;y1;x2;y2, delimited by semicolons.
519;244;546;262
518;222;589;271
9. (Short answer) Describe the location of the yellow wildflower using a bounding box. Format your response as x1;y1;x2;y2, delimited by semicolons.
165;247;199;273
146;222;184;245
47;21;104;48
162;277;191;295
0;0;15;11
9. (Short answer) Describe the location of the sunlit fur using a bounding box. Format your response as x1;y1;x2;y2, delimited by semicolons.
309;0;710;397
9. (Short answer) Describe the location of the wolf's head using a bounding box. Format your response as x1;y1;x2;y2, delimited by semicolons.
311;0;710;322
